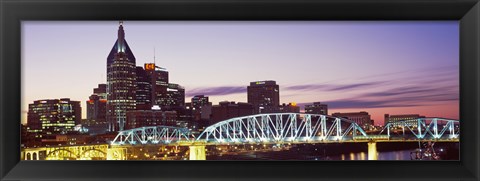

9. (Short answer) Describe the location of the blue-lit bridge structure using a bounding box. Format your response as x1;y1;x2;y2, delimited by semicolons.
108;113;459;160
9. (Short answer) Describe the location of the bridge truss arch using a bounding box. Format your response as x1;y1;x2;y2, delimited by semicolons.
380;117;459;139
42;144;109;160
197;113;368;144
45;148;77;160
111;126;193;145
79;149;107;159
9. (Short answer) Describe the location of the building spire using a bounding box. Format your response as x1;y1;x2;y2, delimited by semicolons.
118;21;125;53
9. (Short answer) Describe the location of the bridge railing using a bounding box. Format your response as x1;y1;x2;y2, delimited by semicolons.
110;126;193;145
197;113;368;144
379;118;459;140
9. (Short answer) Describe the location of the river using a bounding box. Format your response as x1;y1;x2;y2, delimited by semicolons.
207;142;459;160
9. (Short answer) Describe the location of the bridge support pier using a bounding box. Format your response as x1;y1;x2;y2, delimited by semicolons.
189;145;206;160
22;148;45;160
107;147;127;160
367;142;378;160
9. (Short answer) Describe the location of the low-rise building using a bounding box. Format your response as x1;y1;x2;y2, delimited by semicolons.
384;114;426;127
210;101;254;124
126;107;177;129
332;111;372;128
304;102;328;115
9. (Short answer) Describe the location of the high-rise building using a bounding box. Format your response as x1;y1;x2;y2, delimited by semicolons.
210;101;254;124
136;67;152;110
87;95;107;120
106;21;137;131
247;80;280;114
86;84;107;120
332;111;372;127
304;102;328;115
384;114;426;126
106;22;136;70
93;84;107;99
144;63;169;108
85;84;108;135
136;63;186;123
142;63;185;112
165;83;185;111
27;98;81;135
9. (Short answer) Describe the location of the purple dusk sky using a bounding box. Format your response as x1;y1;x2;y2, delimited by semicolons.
22;21;459;125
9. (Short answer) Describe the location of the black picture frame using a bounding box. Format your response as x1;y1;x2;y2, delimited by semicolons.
1;0;479;180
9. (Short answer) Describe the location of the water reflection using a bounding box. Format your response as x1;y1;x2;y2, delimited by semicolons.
207;142;459;160
338;150;412;160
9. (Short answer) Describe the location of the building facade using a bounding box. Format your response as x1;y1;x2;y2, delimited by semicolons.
279;102;300;113
126;109;177;129
85;84;108;135
27;98;81;135
247;80;280;114
164;83;185;111
87;95;106;120
106;21;137;131
384;114;426;126
141;63;185;113
144;63;169;108
93;84;107;99
192;95;209;109
191;95;212;121
332;111;372;127
86;84;107;120
210;101;254;124
135;66;152;110
304;102;328;115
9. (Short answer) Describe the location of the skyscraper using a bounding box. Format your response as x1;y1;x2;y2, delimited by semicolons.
106;21;137;131
142;63;185;112
247;80;280;114
136;67;152;110
144;63;169;108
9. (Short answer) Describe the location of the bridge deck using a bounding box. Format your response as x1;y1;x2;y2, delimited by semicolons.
154;138;459;147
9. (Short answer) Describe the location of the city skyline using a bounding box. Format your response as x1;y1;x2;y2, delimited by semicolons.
22;21;459;125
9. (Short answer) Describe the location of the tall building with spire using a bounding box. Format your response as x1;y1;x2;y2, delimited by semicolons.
106;21;137;131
